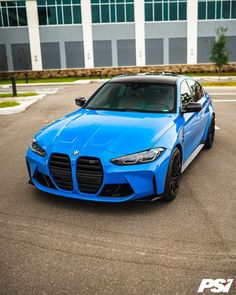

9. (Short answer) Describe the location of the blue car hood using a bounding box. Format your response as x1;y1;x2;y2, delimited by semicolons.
37;109;177;155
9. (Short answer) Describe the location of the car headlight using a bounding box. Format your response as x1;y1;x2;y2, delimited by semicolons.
30;138;46;157
111;148;164;165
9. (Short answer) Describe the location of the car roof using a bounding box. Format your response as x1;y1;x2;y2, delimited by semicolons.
109;73;185;85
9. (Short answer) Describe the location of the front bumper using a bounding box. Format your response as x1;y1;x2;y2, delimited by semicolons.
26;147;171;203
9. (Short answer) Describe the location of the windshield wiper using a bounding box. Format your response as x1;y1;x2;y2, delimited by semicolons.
118;108;168;113
115;108;143;112
86;107;111;111
86;107;139;112
86;107;167;113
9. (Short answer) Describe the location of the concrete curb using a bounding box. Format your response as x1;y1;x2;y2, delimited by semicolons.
73;79;110;84
1;82;75;87
0;94;45;115
196;76;236;81
0;77;236;88
0;79;110;87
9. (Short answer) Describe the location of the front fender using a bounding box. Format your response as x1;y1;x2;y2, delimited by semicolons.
154;116;183;154
202;103;215;142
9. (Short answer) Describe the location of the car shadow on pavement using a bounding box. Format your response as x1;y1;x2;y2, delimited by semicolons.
32;188;169;216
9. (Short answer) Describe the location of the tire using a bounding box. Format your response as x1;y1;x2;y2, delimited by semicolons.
204;116;215;149
162;148;182;202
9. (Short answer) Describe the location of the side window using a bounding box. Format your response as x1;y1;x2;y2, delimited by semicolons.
180;80;192;105
117;84;127;97
187;80;204;102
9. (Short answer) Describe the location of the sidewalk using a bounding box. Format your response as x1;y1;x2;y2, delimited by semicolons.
0;93;46;115
195;76;236;82
1;76;236;88
0;79;109;88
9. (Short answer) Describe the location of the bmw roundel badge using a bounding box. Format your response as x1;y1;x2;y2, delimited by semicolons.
73;150;80;156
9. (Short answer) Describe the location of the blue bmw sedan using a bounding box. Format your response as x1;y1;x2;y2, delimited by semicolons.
26;74;215;202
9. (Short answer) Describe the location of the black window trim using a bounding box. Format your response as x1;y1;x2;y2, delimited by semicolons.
83;81;178;114
180;78;193;111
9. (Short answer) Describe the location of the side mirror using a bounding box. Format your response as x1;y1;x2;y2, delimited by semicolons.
183;102;203;113
75;97;86;107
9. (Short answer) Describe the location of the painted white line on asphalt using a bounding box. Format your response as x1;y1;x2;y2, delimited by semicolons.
215;126;220;130
36;88;59;94
213;99;236;102
73;80;91;84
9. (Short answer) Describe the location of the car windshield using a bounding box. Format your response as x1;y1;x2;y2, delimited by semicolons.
86;82;176;113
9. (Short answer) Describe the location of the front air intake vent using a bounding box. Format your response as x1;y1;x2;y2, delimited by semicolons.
76;157;103;194
35;171;56;189
100;184;134;197
49;153;73;191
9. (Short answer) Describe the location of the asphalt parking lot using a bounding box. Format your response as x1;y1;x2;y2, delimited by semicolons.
0;83;235;295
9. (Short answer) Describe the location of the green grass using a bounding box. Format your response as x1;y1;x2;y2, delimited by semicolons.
0;76;109;85
185;72;236;76
0;101;20;108
0;73;236;85
0;77;78;84
201;81;236;86
0;92;37;98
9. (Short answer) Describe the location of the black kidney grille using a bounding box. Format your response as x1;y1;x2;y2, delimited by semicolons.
76;157;103;194
49;153;73;191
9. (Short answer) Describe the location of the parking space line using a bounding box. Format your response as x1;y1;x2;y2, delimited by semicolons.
36;88;59;94
215;126;220;130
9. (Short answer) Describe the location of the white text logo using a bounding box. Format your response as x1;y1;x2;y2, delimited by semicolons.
197;279;233;293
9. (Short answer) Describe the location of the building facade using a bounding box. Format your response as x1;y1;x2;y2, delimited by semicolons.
0;0;235;71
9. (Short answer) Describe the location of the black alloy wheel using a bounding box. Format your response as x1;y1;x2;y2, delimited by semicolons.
162;148;182;202
205;116;215;149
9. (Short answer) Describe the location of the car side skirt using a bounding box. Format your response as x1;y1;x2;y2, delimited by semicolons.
181;144;205;173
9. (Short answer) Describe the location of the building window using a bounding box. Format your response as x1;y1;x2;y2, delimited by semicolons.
198;0;236;19
91;0;134;23
145;0;187;22
37;0;82;26
0;1;27;27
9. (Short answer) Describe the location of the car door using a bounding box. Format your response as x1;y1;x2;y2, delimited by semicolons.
186;79;209;143
180;80;201;162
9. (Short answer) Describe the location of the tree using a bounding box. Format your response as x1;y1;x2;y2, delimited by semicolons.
210;27;228;82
